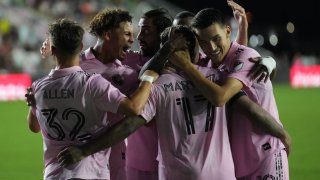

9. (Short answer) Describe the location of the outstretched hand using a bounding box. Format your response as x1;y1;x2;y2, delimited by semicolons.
169;50;192;70
57;146;86;168
167;27;188;52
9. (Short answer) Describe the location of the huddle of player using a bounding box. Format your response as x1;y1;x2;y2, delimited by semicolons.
26;1;291;180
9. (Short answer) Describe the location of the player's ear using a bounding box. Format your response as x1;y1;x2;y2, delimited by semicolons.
225;25;232;38
51;45;56;56
103;31;112;41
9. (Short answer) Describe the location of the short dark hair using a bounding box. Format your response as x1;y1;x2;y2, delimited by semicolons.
174;11;195;20
161;25;197;61
89;8;132;37
192;8;226;29
142;8;173;33
48;18;84;56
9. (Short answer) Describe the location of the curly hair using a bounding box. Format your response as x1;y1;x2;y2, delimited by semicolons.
89;8;132;37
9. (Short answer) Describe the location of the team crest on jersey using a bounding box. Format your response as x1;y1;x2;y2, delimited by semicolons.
262;142;271;151
232;60;244;72
112;74;124;86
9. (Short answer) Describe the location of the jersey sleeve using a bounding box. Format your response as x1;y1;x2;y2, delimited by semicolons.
123;50;149;71
89;74;127;113
228;49;261;87
140;85;158;123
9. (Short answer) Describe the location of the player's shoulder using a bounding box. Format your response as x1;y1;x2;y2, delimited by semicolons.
32;74;49;90
75;70;97;77
85;72;115;92
236;44;260;59
70;70;104;84
153;72;178;87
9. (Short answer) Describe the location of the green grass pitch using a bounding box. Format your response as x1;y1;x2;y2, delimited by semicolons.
0;84;319;179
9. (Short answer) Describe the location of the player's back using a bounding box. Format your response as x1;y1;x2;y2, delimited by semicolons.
147;66;236;180
32;66;124;179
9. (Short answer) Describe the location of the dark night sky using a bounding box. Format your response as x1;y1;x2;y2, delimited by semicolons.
168;0;320;55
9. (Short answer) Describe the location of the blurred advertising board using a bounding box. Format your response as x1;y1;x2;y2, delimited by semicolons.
290;65;320;88
0;74;31;101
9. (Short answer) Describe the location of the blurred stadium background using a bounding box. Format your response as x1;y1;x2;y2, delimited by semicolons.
0;0;319;179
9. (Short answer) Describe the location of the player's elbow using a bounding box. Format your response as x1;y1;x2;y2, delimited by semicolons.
126;105;141;116
118;98;143;116
215;99;226;107
131;109;141;116
211;94;228;107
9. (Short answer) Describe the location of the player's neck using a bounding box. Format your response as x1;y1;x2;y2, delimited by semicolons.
56;56;80;69
92;41;115;64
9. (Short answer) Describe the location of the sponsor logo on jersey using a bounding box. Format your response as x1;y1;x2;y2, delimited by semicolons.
232;60;244;72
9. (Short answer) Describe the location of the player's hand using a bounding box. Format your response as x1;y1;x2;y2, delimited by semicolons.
167;27;188;52
247;57;276;83
227;0;247;26
25;87;35;106
57;146;85;167
169;50;192;70
280;130;292;156
40;38;51;59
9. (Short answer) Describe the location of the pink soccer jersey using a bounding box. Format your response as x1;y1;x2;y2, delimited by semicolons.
31;66;126;180
217;41;286;178
80;48;159;178
123;50;150;72
80;48;139;96
80;48;137;180
140;66;236;180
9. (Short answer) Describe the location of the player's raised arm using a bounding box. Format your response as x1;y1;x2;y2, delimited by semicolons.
227;0;248;46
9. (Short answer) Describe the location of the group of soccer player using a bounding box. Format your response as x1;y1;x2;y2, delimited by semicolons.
26;0;291;179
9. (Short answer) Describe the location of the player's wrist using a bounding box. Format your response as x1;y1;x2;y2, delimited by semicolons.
82;145;93;158
183;62;195;72
139;75;155;84
260;56;276;75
